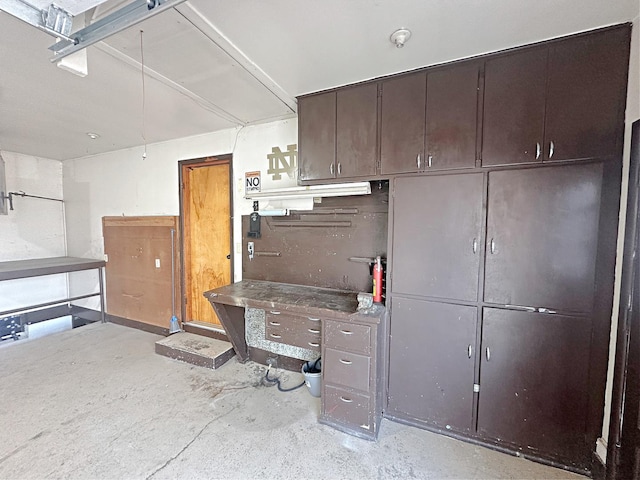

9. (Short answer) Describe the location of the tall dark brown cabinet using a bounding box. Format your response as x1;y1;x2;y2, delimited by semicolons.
386;24;631;473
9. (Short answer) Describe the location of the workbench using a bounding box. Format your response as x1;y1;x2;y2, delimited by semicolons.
0;256;106;322
205;279;386;439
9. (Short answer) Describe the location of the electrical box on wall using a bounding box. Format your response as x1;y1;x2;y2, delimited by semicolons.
0;153;7;215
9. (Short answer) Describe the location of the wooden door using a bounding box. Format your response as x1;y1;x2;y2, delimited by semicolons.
484;164;602;313
387;296;477;432
425;62;479;170
298;91;336;181
478;307;592;467
380;72;426;175
392;173;483;302
482;47;547;166
545;25;631;162
336;83;378;178
182;160;232;327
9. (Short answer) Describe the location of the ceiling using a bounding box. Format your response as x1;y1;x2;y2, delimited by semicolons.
0;0;637;161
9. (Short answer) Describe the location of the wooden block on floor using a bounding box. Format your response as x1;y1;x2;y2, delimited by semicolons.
155;332;235;369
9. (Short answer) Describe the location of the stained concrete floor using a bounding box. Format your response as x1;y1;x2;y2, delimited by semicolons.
0;322;587;480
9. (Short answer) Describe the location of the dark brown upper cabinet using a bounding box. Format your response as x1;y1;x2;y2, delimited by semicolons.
298;91;336;181
298;83;378;182
381;64;479;174
482;48;548;167
545;26;630;162
483;25;630;166
425;62;479;170
381;72;427;175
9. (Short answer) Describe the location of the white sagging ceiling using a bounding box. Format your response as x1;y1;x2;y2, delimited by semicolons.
0;0;638;161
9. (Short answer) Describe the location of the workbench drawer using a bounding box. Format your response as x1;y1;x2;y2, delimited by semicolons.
266;311;322;331
265;324;321;352
324;321;371;355
323;385;373;433
324;347;370;392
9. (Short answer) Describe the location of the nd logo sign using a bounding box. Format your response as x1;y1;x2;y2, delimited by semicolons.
245;171;261;194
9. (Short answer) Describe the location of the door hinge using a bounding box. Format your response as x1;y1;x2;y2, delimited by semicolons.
473;383;480;393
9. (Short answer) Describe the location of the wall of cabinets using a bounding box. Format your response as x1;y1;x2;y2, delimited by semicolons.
296;23;631;473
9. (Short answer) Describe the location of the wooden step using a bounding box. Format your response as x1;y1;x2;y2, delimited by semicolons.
155;332;235;369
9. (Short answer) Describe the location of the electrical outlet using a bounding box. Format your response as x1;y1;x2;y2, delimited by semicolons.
155;258;161;268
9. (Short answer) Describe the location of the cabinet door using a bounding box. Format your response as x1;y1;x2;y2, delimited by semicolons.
380;72;426;175
336;83;378;178
387;297;476;432
484;164;602;313
478;308;591;465
392;173;483;302
298;91;336;181
545;26;630;161
425;62;479;170
482;48;547;166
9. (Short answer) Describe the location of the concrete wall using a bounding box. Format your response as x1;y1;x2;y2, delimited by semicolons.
0;152;66;313
62;118;298;308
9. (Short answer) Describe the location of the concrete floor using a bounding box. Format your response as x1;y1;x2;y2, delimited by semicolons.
0;322;587;480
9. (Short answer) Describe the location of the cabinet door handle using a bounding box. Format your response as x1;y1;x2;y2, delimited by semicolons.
269;321;281;326
468;344;472;358
340;329;353;335
307;317;320;322
270;333;282;339
339;358;353;365
486;347;491;361
339;396;353;403
549;141;555;159
538;307;556;314
337;162;342;176
308;342;320;347
472;238;478;254
416;153;421;169
330;163;335;175
536;142;541;160
428;154;433;168
269;311;281;315
490;238;495;254
308;328;320;334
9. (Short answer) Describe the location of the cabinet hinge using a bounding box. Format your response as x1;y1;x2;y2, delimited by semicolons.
473;383;480;393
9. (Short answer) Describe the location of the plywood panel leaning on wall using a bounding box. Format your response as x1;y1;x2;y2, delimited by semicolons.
103;216;181;330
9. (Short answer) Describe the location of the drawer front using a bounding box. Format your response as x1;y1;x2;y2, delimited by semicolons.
265;323;321;352
324;321;371;355
266;311;322;332
324;348;370;392
323;385;372;432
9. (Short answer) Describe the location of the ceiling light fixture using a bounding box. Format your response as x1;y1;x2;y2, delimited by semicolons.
390;28;412;48
86;132;100;140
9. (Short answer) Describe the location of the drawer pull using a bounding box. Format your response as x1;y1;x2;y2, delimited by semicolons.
339;396;353;403
340;329;354;335
269;311;281;315
270;333;282;339
360;424;371;430
307;317;320;322
269;321;281;326
308;328;320;334
339;359;353;365
308;342;320;347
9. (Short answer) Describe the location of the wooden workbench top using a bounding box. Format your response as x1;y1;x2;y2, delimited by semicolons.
204;279;384;323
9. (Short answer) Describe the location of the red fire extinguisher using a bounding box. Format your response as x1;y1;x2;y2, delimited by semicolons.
373;256;383;303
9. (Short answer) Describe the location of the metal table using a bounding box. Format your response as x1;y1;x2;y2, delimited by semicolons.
0;256;106;322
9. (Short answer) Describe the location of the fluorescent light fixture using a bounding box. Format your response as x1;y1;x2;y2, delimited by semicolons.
257;209;289;217
245;182;371;200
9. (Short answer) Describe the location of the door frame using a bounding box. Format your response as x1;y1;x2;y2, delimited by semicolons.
607;120;640;480
178;154;234;328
